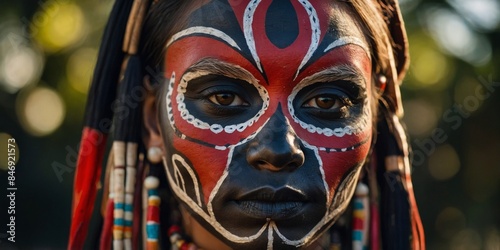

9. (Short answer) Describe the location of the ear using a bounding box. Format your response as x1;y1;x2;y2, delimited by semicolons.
142;76;164;151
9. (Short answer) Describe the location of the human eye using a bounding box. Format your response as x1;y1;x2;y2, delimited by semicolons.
207;91;249;107
182;74;263;123
297;83;358;120
196;81;252;117
302;94;351;110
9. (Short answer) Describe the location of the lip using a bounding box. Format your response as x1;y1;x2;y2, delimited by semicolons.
233;187;308;220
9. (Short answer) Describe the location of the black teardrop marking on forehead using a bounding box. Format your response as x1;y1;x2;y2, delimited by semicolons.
265;0;299;49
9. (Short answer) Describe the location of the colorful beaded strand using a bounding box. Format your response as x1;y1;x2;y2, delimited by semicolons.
123;142;138;250
352;182;369;250
141;174;148;250
113;141;126;250
145;176;160;250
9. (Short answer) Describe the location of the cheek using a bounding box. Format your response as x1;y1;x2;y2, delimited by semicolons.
172;137;229;205
318;132;372;202
288;105;373;203
160;90;230;206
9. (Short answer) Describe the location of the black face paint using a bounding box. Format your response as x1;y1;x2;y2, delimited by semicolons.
210;107;327;248
265;0;299;49
160;0;373;248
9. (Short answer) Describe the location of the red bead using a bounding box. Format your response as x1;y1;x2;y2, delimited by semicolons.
352;217;364;230
168;225;182;236
180;241;195;250
147;205;160;221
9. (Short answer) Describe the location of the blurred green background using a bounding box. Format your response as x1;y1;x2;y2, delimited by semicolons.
0;0;499;249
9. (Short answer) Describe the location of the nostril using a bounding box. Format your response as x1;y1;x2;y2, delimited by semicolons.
292;151;305;167
246;136;306;171
248;149;305;172
256;160;267;166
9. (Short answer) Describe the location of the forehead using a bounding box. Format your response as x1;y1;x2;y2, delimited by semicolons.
168;0;369;55
165;0;371;85
185;0;366;38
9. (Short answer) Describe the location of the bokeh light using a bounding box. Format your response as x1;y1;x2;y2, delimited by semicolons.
407;32;455;90
435;206;466;239
411;48;450;87
448;0;500;31
0;132;20;171
450;229;482;250
16;86;66;136
0;45;43;92
403;99;440;137
0;23;45;93
66;47;97;94
423;6;492;65
32;1;86;53
428;144;460;181
484;228;500;249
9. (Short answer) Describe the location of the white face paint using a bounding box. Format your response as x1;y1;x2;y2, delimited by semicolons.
288;67;371;139
176;69;269;135
160;0;374;248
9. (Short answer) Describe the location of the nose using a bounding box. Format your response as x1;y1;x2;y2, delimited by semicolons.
246;108;305;171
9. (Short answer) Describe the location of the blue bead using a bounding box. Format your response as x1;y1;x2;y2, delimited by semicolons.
146;223;159;239
353;230;363;241
353;200;364;209
148;189;159;196
114;218;125;226
124;204;133;211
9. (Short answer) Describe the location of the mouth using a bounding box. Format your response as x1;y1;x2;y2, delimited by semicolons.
233;187;308;220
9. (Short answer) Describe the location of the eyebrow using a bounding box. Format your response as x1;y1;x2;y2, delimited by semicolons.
296;65;367;94
181;58;259;86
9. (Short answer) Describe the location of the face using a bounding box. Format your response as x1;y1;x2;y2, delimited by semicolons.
158;0;373;248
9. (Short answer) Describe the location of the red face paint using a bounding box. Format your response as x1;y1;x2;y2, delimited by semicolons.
159;0;372;248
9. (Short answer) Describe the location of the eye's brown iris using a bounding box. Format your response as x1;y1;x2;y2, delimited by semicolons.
214;93;235;106
208;92;248;106
303;95;343;110
315;96;336;109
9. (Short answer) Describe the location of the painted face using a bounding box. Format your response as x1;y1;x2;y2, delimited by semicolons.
159;0;373;248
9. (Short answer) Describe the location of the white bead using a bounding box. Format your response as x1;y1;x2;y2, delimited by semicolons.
147;147;163;164
355;182;369;196
378;75;387;84
144;176;160;189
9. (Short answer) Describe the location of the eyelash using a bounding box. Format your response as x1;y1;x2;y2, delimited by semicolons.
302;95;352;119
198;89;250;116
296;83;361;120
302;94;352;110
208;92;248;106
